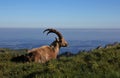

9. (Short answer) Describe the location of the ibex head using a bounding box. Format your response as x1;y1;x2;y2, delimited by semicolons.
43;28;68;47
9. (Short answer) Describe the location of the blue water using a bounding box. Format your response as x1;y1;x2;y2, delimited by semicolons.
0;28;120;53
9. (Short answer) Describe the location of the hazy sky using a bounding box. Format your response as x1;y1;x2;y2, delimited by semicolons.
0;0;120;28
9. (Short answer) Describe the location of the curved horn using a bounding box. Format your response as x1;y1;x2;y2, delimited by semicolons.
43;28;63;39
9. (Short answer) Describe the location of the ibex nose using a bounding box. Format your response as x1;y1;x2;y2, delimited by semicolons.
65;43;68;47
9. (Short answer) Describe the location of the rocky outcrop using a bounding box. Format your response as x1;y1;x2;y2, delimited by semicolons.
58;52;75;58
0;49;5;53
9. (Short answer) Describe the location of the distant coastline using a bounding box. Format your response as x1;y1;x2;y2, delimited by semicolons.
0;28;120;53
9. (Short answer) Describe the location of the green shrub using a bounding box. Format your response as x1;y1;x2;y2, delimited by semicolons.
0;44;120;78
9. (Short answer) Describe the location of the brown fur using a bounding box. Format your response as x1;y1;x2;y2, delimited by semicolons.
27;28;68;63
28;46;58;63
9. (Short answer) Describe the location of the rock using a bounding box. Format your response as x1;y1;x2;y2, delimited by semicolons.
105;44;113;48
113;42;120;46
105;42;120;49
58;52;74;58
0;49;5;53
96;46;103;49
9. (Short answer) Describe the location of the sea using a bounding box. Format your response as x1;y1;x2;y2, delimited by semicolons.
0;28;120;54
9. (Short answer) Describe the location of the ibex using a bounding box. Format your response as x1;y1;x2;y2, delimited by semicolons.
27;28;68;63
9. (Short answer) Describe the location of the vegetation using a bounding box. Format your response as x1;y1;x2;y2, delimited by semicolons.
0;43;120;78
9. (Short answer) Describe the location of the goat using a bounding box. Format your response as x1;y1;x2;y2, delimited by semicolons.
27;28;68;63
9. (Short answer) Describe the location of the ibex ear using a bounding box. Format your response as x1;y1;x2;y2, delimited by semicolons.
55;37;59;41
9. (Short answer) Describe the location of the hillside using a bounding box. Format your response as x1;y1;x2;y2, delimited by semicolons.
0;43;120;78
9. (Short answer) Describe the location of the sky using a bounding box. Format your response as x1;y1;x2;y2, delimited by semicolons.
0;0;120;28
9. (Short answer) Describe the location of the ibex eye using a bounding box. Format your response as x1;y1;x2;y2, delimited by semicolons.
59;40;62;42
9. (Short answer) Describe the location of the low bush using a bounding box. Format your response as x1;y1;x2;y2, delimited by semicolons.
0;44;120;78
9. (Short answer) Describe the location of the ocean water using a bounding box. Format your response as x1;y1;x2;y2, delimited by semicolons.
0;28;120;53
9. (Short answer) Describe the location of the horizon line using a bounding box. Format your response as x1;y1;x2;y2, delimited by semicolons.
0;27;120;30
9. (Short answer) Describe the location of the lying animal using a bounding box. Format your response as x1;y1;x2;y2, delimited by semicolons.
27;28;68;63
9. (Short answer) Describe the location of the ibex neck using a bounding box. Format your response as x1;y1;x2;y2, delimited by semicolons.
55;43;60;54
50;43;60;58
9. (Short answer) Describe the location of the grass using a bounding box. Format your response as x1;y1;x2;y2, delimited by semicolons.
0;43;120;78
